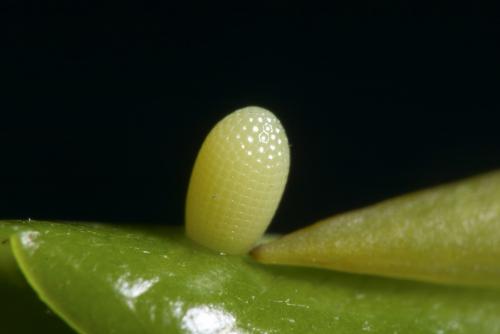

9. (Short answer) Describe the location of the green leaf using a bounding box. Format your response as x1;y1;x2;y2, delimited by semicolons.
2;220;500;333
0;221;74;334
253;170;500;288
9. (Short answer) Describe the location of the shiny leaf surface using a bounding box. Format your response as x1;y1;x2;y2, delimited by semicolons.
0;221;74;333
2;220;500;333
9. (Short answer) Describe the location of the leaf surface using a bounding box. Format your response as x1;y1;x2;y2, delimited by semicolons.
253;171;500;287
1;220;500;333
0;221;74;333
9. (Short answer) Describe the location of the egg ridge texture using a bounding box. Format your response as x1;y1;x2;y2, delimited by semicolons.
186;106;290;254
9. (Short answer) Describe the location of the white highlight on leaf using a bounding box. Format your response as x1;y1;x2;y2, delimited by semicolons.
115;274;159;310
19;231;41;254
181;304;244;334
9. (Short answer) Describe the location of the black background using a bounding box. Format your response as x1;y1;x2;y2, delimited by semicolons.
1;3;499;233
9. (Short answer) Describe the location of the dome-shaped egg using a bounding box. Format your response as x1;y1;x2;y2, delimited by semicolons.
186;106;290;254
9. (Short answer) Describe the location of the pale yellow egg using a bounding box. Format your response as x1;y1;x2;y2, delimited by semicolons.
186;106;290;254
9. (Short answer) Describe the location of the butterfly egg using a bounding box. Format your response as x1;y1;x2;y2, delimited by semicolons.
186;106;290;254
